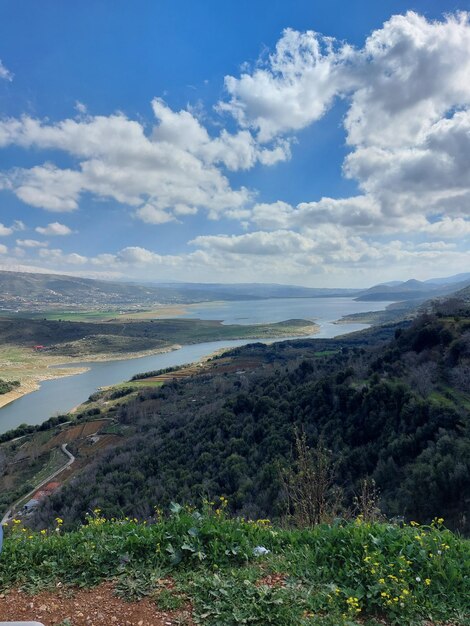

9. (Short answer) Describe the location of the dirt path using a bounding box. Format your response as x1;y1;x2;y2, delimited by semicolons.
0;582;193;626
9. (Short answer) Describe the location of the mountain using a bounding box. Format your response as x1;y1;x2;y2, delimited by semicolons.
425;272;470;285
356;277;470;301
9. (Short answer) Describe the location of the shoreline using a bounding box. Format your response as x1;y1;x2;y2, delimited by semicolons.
0;344;182;412
0;322;319;417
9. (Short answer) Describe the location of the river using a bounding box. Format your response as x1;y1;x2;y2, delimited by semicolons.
0;297;391;433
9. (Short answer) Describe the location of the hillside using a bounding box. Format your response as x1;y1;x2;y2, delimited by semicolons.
25;304;470;534
0;270;360;313
355;278;470;302
1;507;469;626
0;269;182;311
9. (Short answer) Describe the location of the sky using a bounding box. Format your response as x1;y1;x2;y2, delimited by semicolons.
0;0;470;288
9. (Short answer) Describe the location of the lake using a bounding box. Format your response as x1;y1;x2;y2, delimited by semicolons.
0;297;391;433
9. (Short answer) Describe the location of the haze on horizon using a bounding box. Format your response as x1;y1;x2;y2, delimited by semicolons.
0;1;469;289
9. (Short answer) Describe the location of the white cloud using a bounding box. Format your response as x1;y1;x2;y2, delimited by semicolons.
16;238;49;248
0;223;13;237
0;60;12;81
0;244;7;254
219;28;354;142
0;220;26;236
344;12;470;148
135;204;176;225
38;247;87;265
191;230;318;255
75;101;87;115
422;217;470;239
223;12;470;241
35;222;73;236
0;100;290;220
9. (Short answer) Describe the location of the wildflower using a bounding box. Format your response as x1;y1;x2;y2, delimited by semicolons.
425;579;431;586
253;546;270;556
55;517;63;526
410;521;419;527
40;529;46;535
415;577;421;582
346;596;361;614
378;578;385;584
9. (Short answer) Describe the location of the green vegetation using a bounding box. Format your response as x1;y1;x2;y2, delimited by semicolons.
0;378;20;395
0;316;317;358
2;504;469;625
31;309;470;535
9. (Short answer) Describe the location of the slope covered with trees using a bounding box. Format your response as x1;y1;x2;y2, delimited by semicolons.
32;304;470;533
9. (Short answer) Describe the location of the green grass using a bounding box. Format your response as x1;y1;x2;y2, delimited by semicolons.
30;310;121;322
111;380;164;389
2;504;469;625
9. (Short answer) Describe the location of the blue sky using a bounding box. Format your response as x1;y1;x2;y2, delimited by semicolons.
0;0;469;286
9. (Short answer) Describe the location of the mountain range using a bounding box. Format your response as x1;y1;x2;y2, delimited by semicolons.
0;269;469;312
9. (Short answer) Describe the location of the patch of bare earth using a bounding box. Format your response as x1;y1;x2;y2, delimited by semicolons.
0;582;193;626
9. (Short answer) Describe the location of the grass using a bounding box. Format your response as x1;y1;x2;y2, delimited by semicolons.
2;504;469;625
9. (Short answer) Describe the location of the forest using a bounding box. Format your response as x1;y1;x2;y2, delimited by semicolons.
31;302;470;533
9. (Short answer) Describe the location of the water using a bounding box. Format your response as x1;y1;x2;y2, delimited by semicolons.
0;297;391;433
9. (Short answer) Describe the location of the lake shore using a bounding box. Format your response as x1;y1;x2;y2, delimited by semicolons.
0;319;319;413
0;343;184;411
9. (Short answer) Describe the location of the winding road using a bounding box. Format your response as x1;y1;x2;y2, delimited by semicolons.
1;443;75;525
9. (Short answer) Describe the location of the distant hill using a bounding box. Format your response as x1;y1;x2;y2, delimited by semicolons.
2;268;469;313
356;277;470;302
425;272;470;285
0;270;185;311
152;281;360;299
0;270;361;312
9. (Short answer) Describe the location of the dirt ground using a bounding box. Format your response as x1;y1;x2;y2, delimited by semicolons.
0;582;193;626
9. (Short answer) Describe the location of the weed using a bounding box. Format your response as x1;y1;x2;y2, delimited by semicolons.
1;505;469;625
154;588;185;611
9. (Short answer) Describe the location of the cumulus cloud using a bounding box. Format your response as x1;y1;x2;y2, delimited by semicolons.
35;222;73;236
218;28;354;142
0;98;291;220
223;12;470;241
